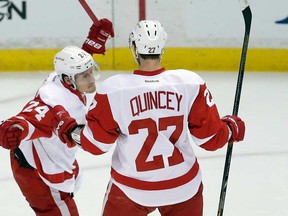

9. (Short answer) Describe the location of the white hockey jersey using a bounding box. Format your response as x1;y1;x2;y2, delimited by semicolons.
10;72;88;193
80;68;230;206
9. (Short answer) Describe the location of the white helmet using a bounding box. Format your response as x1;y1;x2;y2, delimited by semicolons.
54;46;95;82
129;20;167;56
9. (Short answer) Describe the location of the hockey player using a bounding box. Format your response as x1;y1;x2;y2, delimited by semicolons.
0;19;114;216
53;20;246;216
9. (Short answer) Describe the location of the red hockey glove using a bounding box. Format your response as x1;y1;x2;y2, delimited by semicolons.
0;120;24;150
82;18;114;55
221;115;245;143
51;105;77;147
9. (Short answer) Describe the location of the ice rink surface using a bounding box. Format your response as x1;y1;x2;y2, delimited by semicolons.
0;71;287;216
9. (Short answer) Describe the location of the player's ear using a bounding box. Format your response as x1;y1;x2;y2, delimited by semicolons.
63;75;72;85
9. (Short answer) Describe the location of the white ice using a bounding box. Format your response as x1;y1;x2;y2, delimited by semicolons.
0;71;287;216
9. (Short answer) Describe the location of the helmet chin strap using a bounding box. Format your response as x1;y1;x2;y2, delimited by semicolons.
160;49;165;62
131;47;140;66
70;82;77;90
69;75;77;90
135;52;141;66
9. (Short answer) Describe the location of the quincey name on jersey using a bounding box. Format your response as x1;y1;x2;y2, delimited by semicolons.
130;91;183;116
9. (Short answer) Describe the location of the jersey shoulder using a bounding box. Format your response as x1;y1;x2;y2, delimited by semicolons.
165;69;205;85
97;70;205;94
36;73;68;107
97;73;134;94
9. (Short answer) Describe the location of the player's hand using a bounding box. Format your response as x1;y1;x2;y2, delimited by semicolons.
82;18;114;55
0;120;24;150
51;105;78;147
221;115;245;142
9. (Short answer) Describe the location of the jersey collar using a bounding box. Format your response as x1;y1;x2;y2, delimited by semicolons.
133;67;166;76
61;81;87;105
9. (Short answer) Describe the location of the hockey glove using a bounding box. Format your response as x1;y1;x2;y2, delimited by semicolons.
0;120;24;150
51;105;78;147
221;115;245;143
82;18;114;55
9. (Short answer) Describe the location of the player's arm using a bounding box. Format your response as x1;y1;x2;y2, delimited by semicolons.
51;93;119;154
80;93;119;154
188;84;245;151
0;98;54;149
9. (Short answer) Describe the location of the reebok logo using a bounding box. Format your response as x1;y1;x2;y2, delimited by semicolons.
55;120;64;135
100;30;109;37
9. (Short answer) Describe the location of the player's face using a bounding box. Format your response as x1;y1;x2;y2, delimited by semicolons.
75;68;96;93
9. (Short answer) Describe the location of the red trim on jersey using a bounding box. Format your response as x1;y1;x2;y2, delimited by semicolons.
80;131;106;155
111;160;199;190
32;144;79;183
62;81;86;105
133;67;166;76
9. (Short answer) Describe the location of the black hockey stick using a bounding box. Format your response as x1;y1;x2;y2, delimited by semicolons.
217;1;252;216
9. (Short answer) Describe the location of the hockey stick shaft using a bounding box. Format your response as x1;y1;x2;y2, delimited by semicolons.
217;2;252;216
79;0;100;27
